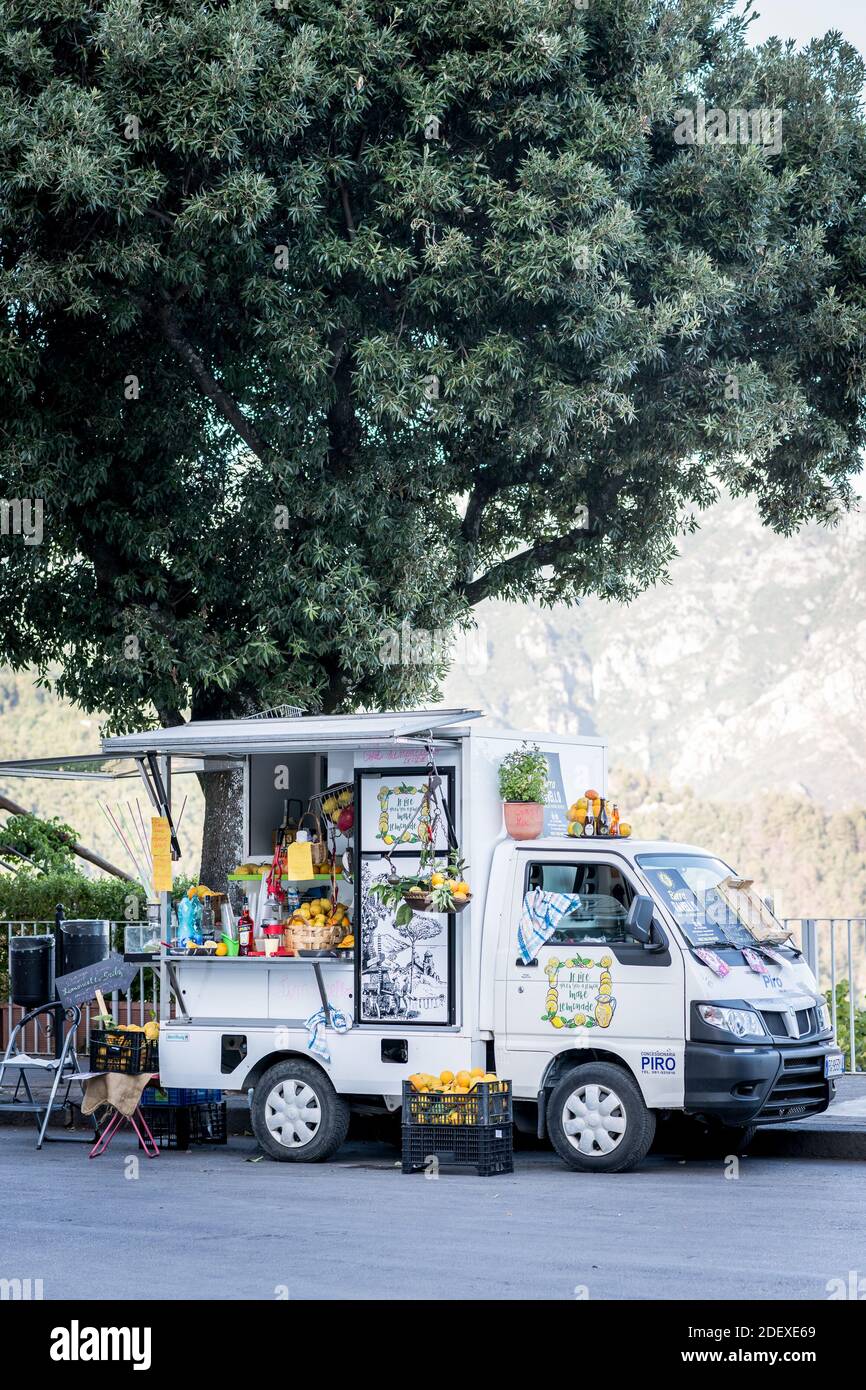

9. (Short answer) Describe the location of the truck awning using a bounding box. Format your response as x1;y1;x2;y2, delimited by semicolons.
99;708;482;758
0;753;234;781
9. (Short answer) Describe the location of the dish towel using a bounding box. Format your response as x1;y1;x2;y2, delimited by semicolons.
305;1004;352;1064
517;889;583;964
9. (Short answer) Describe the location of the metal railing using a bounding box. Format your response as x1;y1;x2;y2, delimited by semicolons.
1;921;159;1055
784;918;865;1073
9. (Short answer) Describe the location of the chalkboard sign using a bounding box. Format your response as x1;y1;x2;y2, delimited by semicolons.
55;954;138;1009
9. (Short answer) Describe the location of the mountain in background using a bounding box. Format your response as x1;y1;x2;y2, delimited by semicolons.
444;493;866;808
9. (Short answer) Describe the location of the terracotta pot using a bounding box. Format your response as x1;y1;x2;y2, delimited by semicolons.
503;801;545;840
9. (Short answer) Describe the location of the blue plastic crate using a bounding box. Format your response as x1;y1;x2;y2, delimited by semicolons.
142;1085;221;1106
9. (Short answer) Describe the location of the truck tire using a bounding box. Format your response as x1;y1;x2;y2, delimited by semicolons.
547;1063;656;1174
251;1058;350;1163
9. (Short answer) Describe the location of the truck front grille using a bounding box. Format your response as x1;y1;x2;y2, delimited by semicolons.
759;1007;818;1040
757;1053;829;1123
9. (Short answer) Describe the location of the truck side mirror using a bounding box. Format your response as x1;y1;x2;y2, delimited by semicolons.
625;894;655;944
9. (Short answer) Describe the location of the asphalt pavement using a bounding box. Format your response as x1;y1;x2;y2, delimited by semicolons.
1;1126;863;1301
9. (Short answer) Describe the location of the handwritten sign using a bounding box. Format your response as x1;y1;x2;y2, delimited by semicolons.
55;955;138;1010
151;816;173;893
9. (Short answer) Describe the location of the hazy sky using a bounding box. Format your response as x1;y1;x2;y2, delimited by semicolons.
739;0;866;55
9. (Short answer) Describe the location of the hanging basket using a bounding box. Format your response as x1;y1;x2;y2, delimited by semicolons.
402;889;434;912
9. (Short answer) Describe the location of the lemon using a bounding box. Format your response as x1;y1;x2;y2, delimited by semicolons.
551;1016;564;1029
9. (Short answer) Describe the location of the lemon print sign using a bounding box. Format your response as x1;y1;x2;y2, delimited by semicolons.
375;783;431;847
543;955;617;1030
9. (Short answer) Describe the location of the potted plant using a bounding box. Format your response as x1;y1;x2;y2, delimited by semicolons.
498;741;549;840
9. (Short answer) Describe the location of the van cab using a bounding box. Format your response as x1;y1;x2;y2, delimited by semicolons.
487;836;841;1171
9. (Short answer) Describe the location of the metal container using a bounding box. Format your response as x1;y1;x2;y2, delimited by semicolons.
58;919;111;974
9;934;55;1007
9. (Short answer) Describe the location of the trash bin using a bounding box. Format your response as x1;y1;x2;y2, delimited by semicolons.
9;935;55;1007
58;920;111;975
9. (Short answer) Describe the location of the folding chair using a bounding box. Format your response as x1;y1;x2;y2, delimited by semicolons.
0;1002;97;1147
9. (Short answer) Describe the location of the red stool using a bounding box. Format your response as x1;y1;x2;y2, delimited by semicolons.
89;1105;159;1158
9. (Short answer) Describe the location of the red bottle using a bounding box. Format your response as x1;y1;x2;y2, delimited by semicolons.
238;902;255;956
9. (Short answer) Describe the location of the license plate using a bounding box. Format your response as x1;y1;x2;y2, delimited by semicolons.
825;1054;844;1078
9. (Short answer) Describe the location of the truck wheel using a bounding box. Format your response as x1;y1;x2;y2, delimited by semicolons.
251;1058;350;1163
547;1063;656;1174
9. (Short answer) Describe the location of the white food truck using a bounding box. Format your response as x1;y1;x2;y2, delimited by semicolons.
2;708;842;1172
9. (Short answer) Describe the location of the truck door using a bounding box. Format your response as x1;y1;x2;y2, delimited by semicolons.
501;851;685;1104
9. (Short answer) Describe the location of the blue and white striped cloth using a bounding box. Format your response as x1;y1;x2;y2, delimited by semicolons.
304;1004;352;1064
517;889;582;964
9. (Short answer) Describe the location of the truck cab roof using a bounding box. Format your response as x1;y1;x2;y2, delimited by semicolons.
502;836;721;860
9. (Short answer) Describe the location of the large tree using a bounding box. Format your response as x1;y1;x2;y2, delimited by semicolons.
1;0;865;883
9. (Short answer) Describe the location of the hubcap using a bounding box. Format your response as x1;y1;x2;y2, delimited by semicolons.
265;1078;322;1148
562;1082;627;1156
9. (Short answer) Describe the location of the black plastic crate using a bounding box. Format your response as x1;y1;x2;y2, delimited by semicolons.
140;1101;227;1151
402;1078;512;1127
90;1029;158;1075
189;1101;227;1145
402;1122;513;1177
141;1104;192;1151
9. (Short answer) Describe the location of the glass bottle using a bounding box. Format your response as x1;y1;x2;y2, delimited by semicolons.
597;798;609;837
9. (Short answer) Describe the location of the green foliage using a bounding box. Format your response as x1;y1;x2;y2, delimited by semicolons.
826;981;866;1071
0;811;78;873
0;871;146;925
0;0;864;739
498;741;548;803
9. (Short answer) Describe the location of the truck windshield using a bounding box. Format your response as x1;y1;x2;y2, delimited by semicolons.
635;853;788;950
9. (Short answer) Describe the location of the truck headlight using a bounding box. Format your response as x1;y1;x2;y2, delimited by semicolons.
817;1001;832;1033
697;1004;765;1039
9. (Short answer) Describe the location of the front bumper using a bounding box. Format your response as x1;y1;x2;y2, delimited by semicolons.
684;1041;842;1127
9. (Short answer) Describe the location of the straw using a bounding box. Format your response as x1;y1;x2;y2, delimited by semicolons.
128;799;152;875
100;801;152;896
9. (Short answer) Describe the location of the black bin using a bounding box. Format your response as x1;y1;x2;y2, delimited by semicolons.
9;935;55;1008
58;920;111;974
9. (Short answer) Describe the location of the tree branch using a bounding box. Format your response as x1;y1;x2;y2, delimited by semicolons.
339;183;357;241
460;472;626;605
460;524;594;606
459;477;495;584
158;296;273;464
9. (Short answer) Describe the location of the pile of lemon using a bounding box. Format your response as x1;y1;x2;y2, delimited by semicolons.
288;897;351;933
408;1067;498;1093
429;872;471;903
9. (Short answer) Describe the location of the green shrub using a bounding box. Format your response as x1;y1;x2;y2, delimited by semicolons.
0;871;146;925
826;980;866;1071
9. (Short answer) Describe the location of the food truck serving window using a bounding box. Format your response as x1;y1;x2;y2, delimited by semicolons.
636;853;760;949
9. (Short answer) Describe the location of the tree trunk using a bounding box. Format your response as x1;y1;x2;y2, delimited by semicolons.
197;767;244;893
